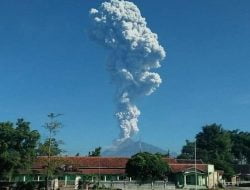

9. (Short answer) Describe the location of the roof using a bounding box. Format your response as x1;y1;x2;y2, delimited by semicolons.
33;156;128;175
33;156;208;175
175;159;204;164
169;164;208;173
163;157;178;164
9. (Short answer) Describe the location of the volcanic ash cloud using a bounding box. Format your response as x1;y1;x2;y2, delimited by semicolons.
89;0;166;142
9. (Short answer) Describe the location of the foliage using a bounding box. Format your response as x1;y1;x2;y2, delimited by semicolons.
42;113;63;190
75;152;80;156
229;130;250;164
0;119;40;178
196;124;243;177
155;150;170;157
196;124;234;177
125;152;170;182
39;157;69;178
37;138;63;156
177;140;195;160
89;147;101;157
178;123;235;177
11;181;45;190
178;123;250;178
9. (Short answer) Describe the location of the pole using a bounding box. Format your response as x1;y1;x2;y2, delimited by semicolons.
195;140;197;190
98;156;100;189
46;113;63;190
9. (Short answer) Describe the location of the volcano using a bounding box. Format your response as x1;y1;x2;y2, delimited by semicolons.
102;138;168;157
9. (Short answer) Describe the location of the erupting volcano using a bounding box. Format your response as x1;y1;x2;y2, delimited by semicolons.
89;0;166;142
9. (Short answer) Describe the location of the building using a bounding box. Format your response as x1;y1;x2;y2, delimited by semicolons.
234;164;250;186
13;156;220;189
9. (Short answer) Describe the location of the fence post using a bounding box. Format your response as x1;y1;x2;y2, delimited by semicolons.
64;175;67;187
123;180;126;190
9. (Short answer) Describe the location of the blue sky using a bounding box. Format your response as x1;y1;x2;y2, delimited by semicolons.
0;0;250;155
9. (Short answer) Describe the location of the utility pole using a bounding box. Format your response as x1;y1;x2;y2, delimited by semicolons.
195;140;197;190
45;113;63;190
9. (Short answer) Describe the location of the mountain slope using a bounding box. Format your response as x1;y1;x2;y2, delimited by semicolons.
102;138;167;157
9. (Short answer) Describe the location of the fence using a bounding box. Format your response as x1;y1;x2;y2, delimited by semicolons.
0;180;176;190
225;180;250;187
47;180;176;190
96;181;176;190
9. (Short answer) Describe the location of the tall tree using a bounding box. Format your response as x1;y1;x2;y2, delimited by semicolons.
42;113;63;190
126;152;170;182
0;119;40;178
195;124;234;177
229;130;250;164
177;140;195;160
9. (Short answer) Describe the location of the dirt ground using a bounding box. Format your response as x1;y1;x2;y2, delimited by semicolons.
225;187;250;190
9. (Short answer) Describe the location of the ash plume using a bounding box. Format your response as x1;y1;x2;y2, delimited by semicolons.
89;0;166;142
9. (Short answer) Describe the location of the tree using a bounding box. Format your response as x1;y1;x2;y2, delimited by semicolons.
155;150;170;157
125;152;170;182
75;153;80;156
177;140;195;159
195;124;234;177
37;138;63;156
178;124;250;178
0;119;40;178
88;147;101;157
229;130;250;164
42;113;63;190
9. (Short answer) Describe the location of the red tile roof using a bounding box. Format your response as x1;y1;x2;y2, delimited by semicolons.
162;157;178;164
33;156;208;175
175;159;204;164
78;169;125;175
169;164;208;173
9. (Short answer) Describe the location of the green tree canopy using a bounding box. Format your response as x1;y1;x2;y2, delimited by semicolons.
0;119;40;178
196;124;234;177
88;147;101;157
178;123;234;178
125;152;170;182
37;138;63;156
229;130;250;164
177;140;195;160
